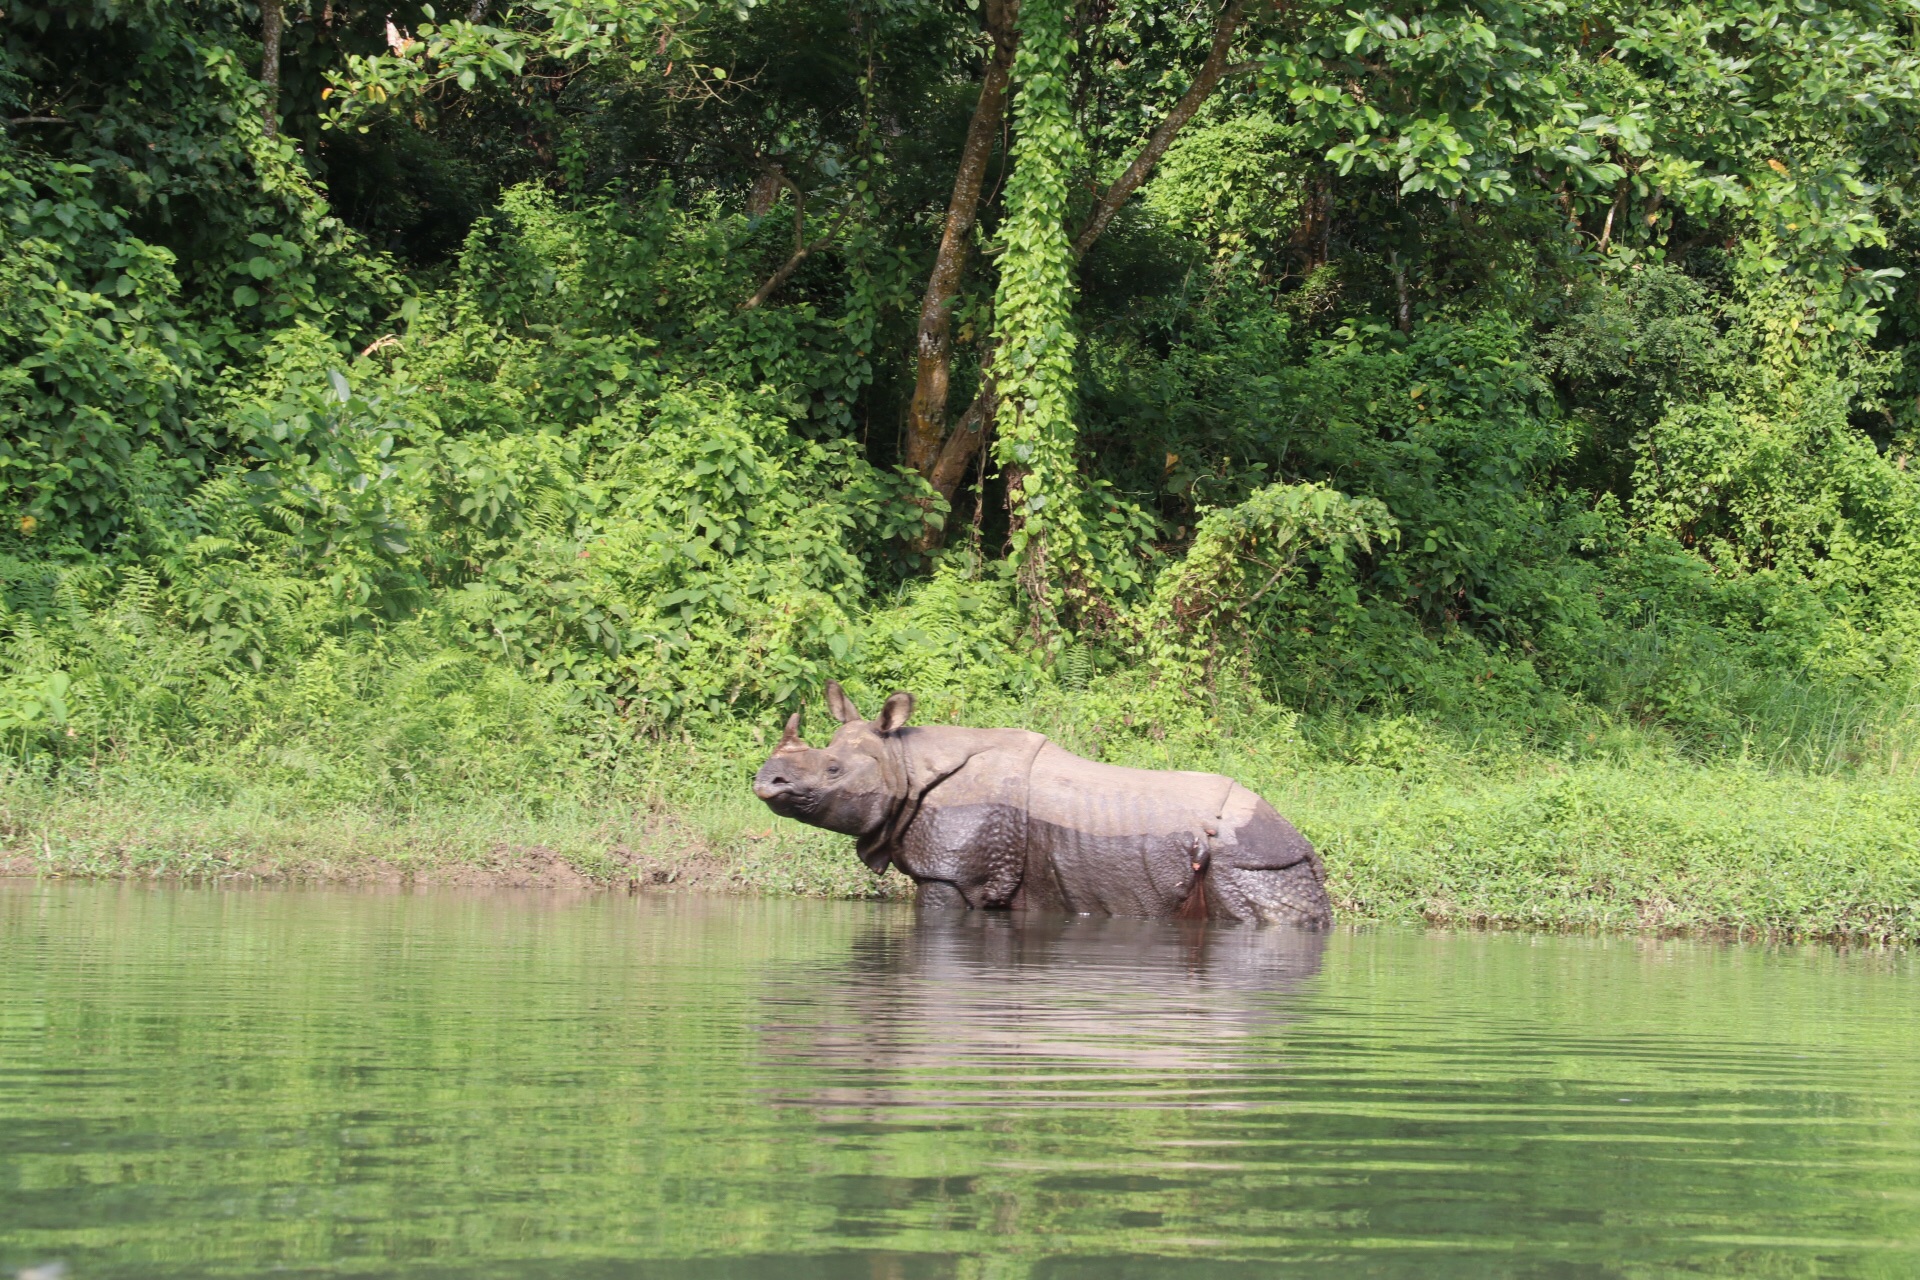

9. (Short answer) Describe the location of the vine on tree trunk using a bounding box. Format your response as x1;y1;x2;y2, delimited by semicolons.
991;0;1086;618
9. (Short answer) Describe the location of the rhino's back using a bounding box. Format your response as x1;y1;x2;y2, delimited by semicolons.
1018;743;1325;920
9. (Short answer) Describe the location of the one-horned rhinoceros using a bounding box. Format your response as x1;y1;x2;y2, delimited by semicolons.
751;682;1331;927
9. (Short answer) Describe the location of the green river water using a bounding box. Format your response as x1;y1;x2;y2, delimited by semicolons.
0;883;1916;1278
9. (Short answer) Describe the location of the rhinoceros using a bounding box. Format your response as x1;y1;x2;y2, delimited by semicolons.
751;682;1331;928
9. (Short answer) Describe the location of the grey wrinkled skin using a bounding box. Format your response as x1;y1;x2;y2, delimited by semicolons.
752;682;1332;928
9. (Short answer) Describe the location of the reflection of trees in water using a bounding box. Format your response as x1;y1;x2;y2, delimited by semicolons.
758;912;1326;1118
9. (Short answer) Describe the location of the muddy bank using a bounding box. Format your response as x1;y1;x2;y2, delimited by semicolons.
5;842;785;893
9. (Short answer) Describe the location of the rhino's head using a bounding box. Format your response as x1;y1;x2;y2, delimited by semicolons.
752;681;915;837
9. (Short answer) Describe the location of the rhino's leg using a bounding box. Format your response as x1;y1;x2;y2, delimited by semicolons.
915;879;969;910
895;801;1028;910
1205;861;1331;928
1208;792;1333;928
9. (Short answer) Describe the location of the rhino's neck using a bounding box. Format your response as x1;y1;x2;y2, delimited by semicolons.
854;726;1047;878
852;730;918;872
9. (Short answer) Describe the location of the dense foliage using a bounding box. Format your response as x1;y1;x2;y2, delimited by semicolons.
5;0;1920;798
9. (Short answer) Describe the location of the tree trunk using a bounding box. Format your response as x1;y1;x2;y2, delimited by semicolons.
911;0;1254;547
1389;248;1411;333
1291;171;1332;269
260;0;284;139
902;0;1018;481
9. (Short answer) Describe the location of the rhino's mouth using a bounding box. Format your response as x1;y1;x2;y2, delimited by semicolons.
753;777;816;818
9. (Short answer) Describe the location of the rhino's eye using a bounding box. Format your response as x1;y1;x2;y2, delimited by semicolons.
825;763;841;776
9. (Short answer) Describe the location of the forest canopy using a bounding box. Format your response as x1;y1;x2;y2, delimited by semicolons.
5;0;1920;787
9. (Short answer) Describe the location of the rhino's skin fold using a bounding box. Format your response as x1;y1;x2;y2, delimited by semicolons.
752;683;1332;928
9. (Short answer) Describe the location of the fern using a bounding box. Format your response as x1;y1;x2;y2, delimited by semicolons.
526;483;576;539
0;555;59;620
1058;643;1093;692
116;564;160;638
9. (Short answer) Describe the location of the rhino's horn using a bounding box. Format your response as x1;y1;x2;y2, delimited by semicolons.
775;711;806;753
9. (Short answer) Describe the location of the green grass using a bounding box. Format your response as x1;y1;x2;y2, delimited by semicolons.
0;761;888;899
6;701;1917;944
1294;764;1920;941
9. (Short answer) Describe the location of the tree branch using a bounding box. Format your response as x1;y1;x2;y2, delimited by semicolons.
1070;0;1252;260
737;237;821;308
739;189;853;311
1598;175;1628;252
739;235;828;311
909;374;998;552
928;373;997;501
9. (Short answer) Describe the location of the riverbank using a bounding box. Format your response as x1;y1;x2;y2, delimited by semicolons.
7;719;1917;943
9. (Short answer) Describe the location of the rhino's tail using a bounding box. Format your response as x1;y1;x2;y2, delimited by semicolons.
1174;873;1209;920
1175;828;1211;920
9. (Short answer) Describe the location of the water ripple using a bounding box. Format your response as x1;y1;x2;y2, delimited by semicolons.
0;884;1915;1278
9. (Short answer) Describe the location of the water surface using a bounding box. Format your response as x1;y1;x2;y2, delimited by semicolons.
1;884;1915;1277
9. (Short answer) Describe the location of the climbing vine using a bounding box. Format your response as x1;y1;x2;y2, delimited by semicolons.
990;0;1087;617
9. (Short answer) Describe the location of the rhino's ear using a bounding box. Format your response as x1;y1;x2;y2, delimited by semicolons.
875;691;914;734
775;711;805;753
824;680;862;724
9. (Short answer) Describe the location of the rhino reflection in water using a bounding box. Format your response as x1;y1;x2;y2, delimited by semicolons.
759;911;1328;1114
752;681;1332;927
